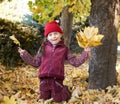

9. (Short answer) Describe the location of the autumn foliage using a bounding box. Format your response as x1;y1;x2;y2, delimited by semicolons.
28;0;91;24
0;60;120;104
76;27;104;48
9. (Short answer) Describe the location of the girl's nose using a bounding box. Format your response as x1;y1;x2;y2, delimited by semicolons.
52;34;56;38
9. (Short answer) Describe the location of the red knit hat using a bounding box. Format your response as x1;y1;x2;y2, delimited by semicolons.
44;21;63;37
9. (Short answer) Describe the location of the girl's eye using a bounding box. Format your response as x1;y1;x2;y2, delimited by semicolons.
49;33;52;36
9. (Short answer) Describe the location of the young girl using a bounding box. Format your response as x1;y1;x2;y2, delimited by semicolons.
18;21;90;103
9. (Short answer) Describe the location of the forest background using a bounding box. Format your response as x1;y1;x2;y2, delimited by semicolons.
0;0;120;104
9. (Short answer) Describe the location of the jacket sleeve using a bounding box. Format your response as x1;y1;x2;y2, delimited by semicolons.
67;50;89;67
20;50;41;67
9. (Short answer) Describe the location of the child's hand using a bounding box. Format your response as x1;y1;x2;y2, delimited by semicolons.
84;47;90;52
84;47;91;57
18;47;25;55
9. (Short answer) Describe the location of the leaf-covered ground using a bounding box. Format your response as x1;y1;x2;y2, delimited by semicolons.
0;58;120;104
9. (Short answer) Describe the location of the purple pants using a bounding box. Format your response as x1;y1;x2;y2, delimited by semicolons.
39;77;70;102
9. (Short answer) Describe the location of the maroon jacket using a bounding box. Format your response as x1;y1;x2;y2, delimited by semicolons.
20;41;89;80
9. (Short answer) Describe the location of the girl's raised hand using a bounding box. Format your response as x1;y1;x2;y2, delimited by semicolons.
84;47;90;52
84;47;91;57
18;47;25;55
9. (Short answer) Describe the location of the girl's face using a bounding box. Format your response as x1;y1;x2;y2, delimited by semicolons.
47;32;62;45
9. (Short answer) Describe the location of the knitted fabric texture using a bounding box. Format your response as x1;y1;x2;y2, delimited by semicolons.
44;21;63;37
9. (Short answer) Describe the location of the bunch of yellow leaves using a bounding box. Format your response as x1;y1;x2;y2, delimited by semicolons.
76;26;104;48
9;35;20;46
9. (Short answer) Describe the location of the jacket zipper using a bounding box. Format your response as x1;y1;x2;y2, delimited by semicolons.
48;46;55;76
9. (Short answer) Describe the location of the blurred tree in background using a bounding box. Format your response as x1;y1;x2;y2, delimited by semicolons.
88;0;120;89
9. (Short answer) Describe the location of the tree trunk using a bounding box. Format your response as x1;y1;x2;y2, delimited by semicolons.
88;0;120;89
61;6;73;47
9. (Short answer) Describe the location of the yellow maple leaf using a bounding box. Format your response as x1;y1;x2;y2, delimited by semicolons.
76;26;104;48
9;35;20;46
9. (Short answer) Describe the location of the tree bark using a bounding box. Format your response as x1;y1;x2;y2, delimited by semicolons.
88;0;120;89
61;5;73;47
